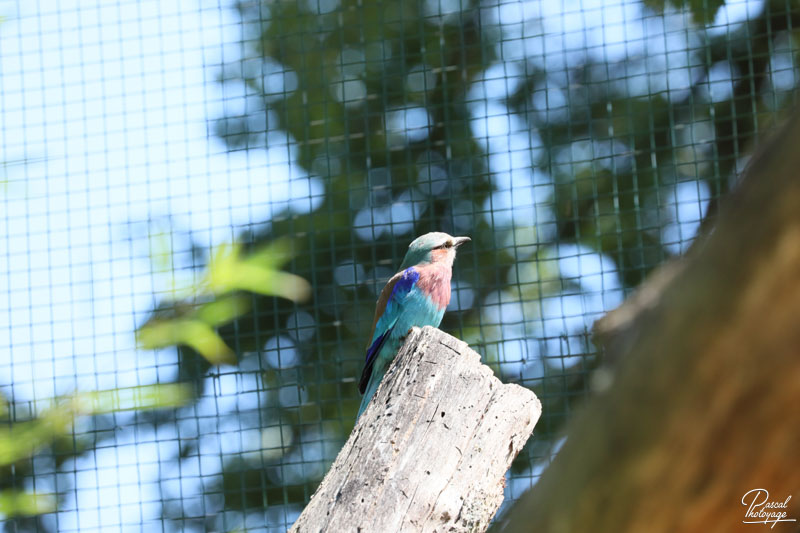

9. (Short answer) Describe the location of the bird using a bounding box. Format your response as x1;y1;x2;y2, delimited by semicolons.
357;232;470;418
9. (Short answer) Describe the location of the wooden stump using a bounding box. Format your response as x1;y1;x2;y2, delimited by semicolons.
291;326;541;533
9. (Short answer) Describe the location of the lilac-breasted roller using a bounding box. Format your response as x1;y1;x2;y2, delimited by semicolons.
358;232;470;418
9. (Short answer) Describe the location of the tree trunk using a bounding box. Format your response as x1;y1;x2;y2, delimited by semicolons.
495;117;800;533
291;326;541;533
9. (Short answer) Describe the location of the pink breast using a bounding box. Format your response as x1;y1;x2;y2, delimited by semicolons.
415;264;452;310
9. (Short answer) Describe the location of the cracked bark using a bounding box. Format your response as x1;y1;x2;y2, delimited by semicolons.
290;326;541;533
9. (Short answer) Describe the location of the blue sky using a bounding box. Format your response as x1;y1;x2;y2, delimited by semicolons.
0;0;759;529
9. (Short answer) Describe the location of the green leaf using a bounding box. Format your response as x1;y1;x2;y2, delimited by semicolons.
0;490;57;517
204;241;311;301
195;295;252;327
136;238;310;366
0;384;191;466
137;318;237;365
0;408;74;466
76;383;192;414
226;267;311;301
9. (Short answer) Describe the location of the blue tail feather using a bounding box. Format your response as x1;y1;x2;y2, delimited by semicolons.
357;367;382;419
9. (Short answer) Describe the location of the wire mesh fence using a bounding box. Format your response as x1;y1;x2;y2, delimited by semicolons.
1;0;798;531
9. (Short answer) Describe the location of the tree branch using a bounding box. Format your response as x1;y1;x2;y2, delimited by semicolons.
291;326;541;533
495;115;800;533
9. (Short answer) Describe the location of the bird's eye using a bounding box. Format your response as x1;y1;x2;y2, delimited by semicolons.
445;240;453;248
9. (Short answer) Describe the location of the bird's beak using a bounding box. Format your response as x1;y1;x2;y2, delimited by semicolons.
453;236;471;247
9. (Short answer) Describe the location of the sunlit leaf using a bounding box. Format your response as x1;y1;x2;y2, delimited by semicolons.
0;490;57;517
226;267;311;301
76;384;192;414
137;318;237;365
0;384;190;466
136;237;310;365
204;241;311;301
205;241;239;292
0;407;73;466
195;295;252;327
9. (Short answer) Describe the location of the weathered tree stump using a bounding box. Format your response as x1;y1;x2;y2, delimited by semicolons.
291;326;541;533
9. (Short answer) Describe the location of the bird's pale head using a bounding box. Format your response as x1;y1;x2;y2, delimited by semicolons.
399;232;470;269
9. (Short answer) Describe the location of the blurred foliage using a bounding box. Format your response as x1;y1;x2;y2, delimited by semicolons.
0;384;190;466
0;385;189;526
507;0;800;287
137;240;310;365
644;0;727;23
0;490;56;519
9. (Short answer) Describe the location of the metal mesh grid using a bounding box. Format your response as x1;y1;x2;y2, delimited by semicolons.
1;0;798;531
